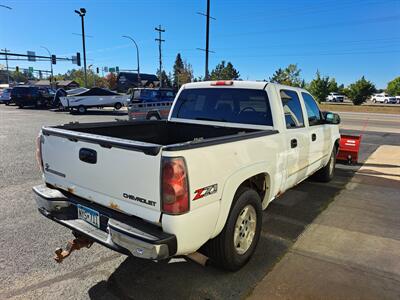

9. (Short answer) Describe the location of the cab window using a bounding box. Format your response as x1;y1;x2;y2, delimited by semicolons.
280;90;304;129
302;92;322;126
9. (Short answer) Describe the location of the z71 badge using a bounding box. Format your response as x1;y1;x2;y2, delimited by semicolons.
193;184;218;201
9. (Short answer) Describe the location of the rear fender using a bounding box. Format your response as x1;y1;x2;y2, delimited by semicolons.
211;162;275;238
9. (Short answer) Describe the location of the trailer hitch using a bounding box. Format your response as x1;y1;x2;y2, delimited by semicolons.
54;234;93;263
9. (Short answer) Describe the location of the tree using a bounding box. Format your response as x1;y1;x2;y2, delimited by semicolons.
157;70;172;88
173;53;184;89
269;64;302;87
105;72;118;90
346;76;376;105
386;77;400;95
210;61;240;80
176;61;194;86
54;69;106;88
11;71;29;83
328;78;338;93
308;71;330;103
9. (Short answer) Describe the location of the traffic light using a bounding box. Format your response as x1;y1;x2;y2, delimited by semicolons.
76;52;81;66
51;55;57;65
15;66;19;72
96;67;99;74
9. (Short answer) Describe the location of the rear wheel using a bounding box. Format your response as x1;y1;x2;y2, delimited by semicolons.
18;104;24;109
114;102;122;110
203;187;262;271
313;147;336;182
78;105;87;114
146;112;161;120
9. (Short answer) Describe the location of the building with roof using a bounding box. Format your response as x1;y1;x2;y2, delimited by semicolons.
56;80;79;89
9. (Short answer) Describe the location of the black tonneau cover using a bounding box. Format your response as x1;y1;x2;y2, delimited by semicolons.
42;120;278;156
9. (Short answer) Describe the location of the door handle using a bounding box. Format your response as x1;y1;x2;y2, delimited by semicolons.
311;133;317;141
291;139;297;149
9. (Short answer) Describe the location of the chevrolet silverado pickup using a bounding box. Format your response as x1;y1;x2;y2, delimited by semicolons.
33;80;340;271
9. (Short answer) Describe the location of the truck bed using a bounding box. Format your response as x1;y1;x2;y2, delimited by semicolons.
44;121;276;155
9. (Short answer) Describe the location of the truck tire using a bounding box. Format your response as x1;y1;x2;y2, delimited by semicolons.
114;102;122;110
78;105;87;114
146;112;161;120
203;187;262;271
313;147;336;182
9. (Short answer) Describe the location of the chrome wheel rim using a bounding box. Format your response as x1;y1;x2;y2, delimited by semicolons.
234;204;257;255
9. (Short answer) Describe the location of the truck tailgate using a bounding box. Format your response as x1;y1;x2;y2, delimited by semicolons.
41;130;162;223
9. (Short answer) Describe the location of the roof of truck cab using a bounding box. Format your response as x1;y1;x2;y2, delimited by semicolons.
181;81;311;94
182;80;269;90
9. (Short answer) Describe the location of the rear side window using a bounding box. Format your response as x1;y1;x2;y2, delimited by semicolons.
12;88;31;95
280;90;304;129
302;92;322;126
171;88;273;126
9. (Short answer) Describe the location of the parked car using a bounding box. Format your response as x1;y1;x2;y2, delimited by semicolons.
396;96;400;104
60;87;130;114
33;80;340;271
11;86;49;108
326;92;345;102
0;88;12;105
371;93;397;104
128;88;176;120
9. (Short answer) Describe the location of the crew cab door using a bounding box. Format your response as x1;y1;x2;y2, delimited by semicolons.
278;89;310;189
301;92;330;174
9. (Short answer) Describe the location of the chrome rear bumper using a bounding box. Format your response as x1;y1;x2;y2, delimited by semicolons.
33;184;176;260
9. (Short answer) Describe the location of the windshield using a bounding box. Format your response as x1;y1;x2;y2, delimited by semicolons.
171;88;273;126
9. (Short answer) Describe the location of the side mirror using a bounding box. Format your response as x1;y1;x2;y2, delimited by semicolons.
323;111;341;124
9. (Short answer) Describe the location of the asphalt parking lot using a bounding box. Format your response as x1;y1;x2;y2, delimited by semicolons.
0;105;399;299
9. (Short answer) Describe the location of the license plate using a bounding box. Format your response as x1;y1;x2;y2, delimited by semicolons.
77;205;100;228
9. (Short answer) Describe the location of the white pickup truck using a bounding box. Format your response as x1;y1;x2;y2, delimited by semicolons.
33;81;340;271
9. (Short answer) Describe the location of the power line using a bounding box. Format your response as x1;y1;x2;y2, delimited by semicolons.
211;49;400;59
216;14;400;38
155;24;165;87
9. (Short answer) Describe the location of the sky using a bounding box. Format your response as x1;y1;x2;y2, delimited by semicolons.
0;0;399;88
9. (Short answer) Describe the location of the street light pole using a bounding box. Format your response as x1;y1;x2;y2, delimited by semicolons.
122;35;141;87
75;8;88;88
41;46;53;88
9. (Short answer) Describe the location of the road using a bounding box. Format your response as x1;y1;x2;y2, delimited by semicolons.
339;111;400;134
0;105;398;299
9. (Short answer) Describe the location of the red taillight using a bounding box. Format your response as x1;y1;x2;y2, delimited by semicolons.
211;80;234;86
35;134;44;173
162;157;189;214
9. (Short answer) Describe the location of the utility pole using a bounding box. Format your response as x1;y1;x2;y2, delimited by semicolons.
155;25;165;88
41;46;53;88
197;0;215;80
205;0;210;80
1;48;10;85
